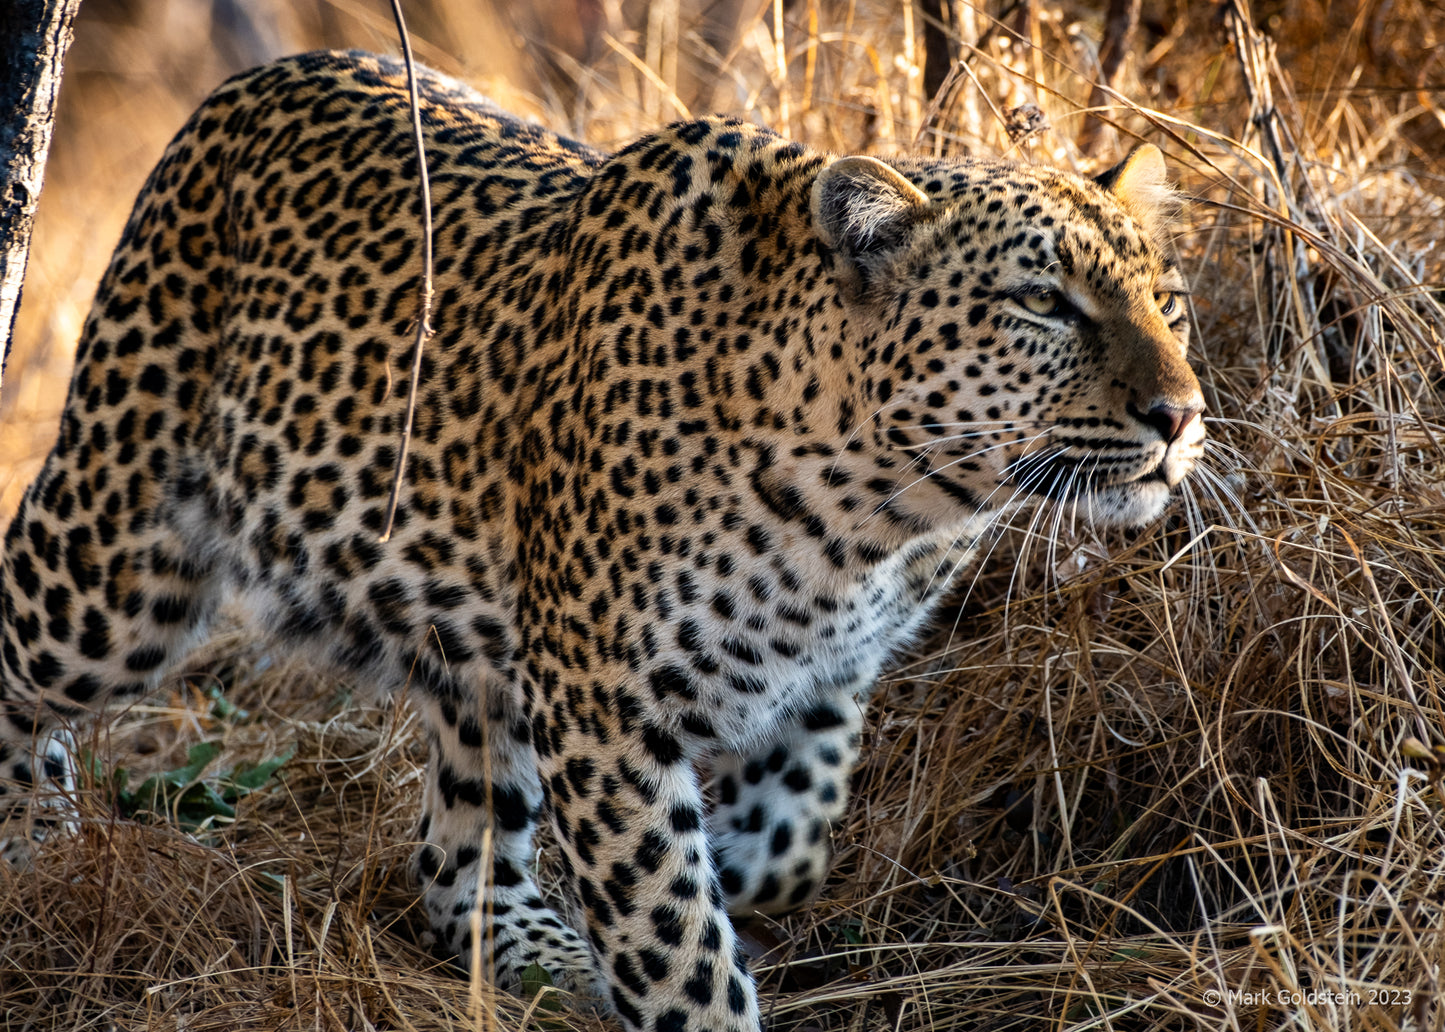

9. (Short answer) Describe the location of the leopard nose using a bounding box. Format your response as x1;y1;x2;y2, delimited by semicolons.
1129;401;1203;444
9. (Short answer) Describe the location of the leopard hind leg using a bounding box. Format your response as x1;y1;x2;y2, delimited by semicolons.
0;472;224;855
0;728;76;864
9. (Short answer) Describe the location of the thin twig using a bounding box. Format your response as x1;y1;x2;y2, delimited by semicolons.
380;0;434;544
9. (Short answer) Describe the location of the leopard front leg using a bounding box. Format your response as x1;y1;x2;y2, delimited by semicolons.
709;698;865;916
535;693;763;1032
411;686;597;996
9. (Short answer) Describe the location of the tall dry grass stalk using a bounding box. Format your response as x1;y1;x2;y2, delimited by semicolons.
3;1;1443;1029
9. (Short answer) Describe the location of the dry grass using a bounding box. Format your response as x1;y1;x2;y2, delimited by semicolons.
4;0;1445;1029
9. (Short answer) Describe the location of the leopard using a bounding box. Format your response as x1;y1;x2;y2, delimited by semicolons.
0;50;1205;1031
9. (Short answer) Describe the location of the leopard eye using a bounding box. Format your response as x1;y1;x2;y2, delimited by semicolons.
1020;290;1061;317
1156;291;1179;316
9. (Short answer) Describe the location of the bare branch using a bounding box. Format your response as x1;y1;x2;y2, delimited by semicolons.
379;0;435;544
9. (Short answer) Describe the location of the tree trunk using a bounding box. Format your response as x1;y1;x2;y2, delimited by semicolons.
0;0;82;381
1079;0;1141;154
918;0;954;106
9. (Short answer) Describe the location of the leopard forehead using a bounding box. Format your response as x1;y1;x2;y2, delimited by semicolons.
902;159;1170;273
883;160;1184;338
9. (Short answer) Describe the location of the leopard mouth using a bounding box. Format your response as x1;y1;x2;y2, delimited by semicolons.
998;444;1191;526
1004;410;1205;505
1005;449;1162;497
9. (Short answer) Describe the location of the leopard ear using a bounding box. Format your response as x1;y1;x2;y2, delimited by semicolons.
812;156;931;293
1095;144;1175;236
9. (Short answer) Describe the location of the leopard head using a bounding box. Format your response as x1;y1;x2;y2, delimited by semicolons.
811;144;1204;531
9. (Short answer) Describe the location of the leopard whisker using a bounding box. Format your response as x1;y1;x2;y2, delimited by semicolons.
964;451;1062;601
932;476;1044;652
828;397;916;484
889;419;1048;452
1192;453;1258;535
854;428;1056;530
918;452;1055;602
1174;476;1228;630
1004;470;1058;618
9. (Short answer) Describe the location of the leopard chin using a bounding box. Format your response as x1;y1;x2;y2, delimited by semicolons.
1080;480;1179;528
1081;434;1205;527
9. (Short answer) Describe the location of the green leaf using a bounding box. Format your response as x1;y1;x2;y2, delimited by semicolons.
171;741;224;785
224;747;295;798
168;781;237;826
125;741;221;813
522;962;566;1005
518;961;569;1026
520;962;554;996
99;740;290;830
